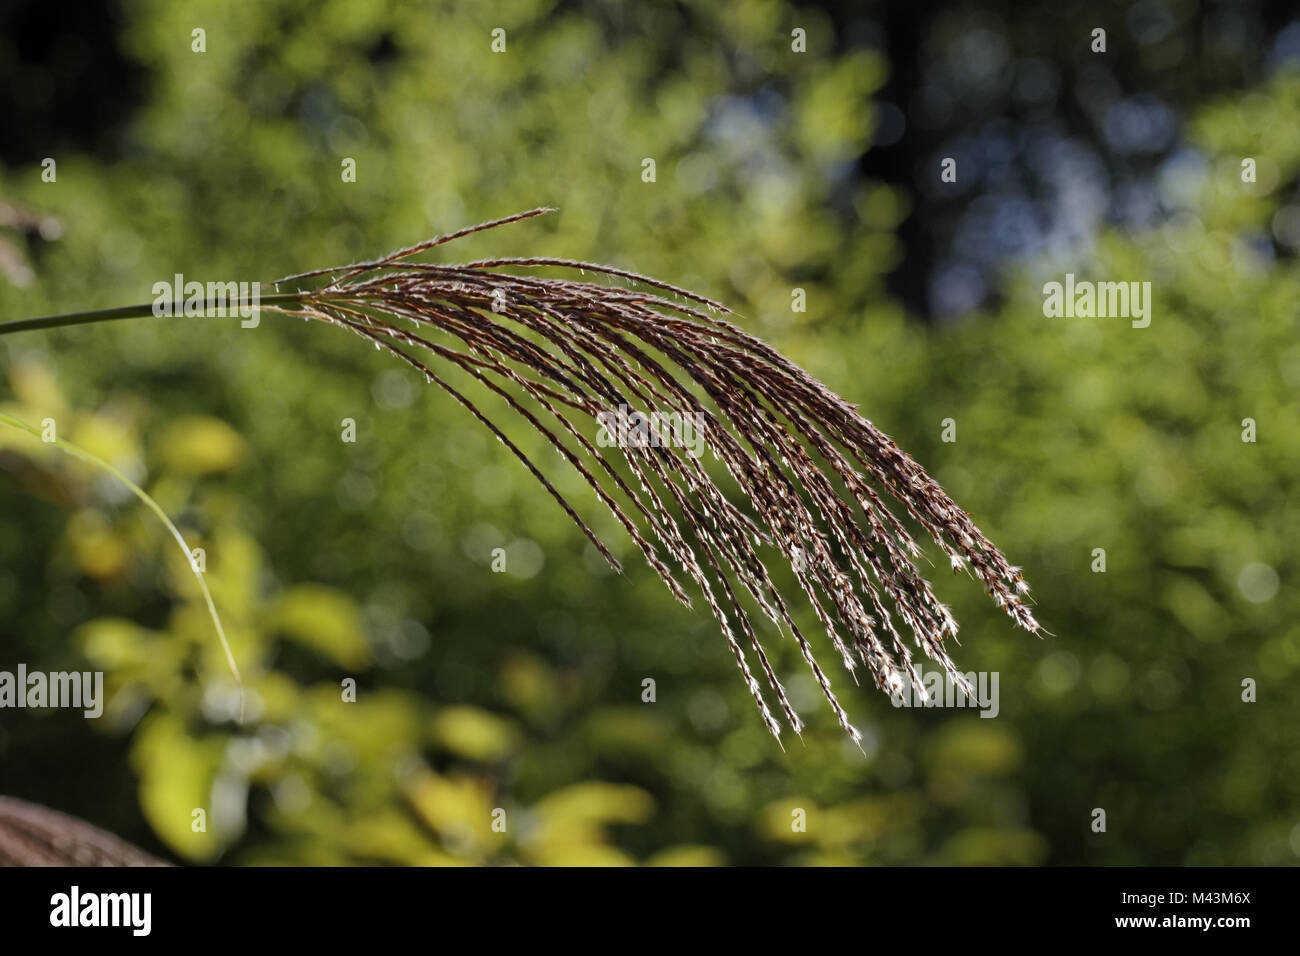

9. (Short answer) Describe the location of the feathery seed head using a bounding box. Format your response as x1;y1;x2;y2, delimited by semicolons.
268;209;1042;740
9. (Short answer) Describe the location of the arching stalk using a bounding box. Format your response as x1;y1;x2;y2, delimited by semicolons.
0;411;244;722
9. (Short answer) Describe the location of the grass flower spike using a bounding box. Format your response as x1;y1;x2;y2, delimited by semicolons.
1;209;1041;743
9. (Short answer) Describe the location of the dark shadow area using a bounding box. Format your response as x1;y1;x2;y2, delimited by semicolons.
0;0;148;165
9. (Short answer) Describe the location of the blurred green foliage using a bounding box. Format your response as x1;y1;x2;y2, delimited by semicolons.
0;0;1296;865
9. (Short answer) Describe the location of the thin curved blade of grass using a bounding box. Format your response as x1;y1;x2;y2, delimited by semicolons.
268;209;1041;743
0;411;243;721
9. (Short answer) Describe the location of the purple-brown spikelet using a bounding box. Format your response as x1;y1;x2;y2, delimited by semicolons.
270;208;1042;742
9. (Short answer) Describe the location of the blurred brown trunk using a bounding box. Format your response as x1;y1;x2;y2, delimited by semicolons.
0;796;169;866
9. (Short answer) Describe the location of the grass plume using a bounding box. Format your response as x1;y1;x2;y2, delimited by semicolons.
2;208;1041;743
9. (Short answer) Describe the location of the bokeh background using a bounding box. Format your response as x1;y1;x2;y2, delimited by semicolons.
0;0;1297;865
